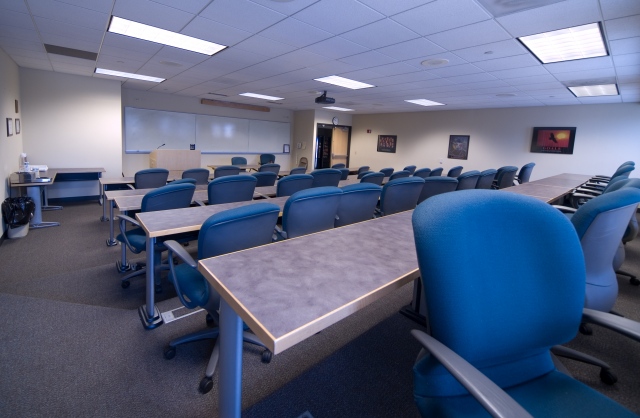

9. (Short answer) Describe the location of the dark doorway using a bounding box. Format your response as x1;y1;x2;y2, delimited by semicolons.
315;124;351;170
316;126;333;169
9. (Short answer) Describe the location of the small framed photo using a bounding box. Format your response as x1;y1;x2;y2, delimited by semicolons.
6;118;13;137
283;144;290;153
377;135;397;153
530;127;576;154
448;135;470;160
15;118;20;134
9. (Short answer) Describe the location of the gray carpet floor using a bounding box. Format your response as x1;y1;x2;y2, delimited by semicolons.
1;200;639;417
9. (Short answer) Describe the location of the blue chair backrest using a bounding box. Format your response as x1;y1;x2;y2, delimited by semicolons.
260;154;275;165
170;178;196;185
476;169;497;189
429;167;443;176
182;168;210;185
412;190;586;400
338;167;350;180
231;156;247;166
335;183;382;227
358;170;374;179
517;162;535;183
214;165;241;178
360;172;384;185
282;186;343;239
455;170;480;190
494;166;518;189
379;177;425;216
447;166;463;178
610;164;634;179
198;203;280;259
403;165;417;174
310;168;342;187
332;163;346;169
141;183;195;212
379;167;394;177
252;171;277;187
289;167;307;175
135;168;169;189
389;170;411;181
413;168;432;179
419;176;458;204
258;163;280;174
357;166;370;176
276;174;314;197
207;175;257;204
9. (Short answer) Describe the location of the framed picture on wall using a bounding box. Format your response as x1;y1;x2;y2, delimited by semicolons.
530;127;576;154
6;118;13;137
15;118;20;134
283;144;290;153
377;135;397;153
447;135;470;160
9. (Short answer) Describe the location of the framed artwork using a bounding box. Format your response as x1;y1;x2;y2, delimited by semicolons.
6;118;13;137
447;135;470;160
377;135;397;153
15;118;20;134
283;144;290;153
530;127;576;154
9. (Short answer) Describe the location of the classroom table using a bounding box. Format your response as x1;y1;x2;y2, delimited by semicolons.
208;164;259;172
135;196;290;329
503;173;593;203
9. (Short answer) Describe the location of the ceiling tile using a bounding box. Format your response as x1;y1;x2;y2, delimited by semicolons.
544;56;614;74
249;0;320;15
610;37;640;55
12;55;53;70
34;16;104;46
0;37;45;53
259;18;333;48
302;37;369;59
452;39;528;62
376;38;445;61
338;50;396;67
600;0;640;20
552;67;617;83
513;81;566;91
613;52;640;67
504;74;559;85
1;0;30;13
366;62;421;77
199;0;286;32
490;65;550;79
605;15;640;40
355;0;435;17
28;0;109;31
151;0;212;14
472;54;539;71
427;63;484;77
182;17;252;47
340;18;420;49
1;47;48;60
293;0;384;35
112;0;196;31
426;20;512;50
0;9;36;31
234;35;298;57
392;0;490;36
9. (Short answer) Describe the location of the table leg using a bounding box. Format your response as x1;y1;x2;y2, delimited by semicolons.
41;185;62;211
100;183;108;221
106;200;118;246
138;235;163;330
219;298;243;418
27;186;60;229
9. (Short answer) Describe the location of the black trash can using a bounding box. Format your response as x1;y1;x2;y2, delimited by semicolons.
2;197;35;238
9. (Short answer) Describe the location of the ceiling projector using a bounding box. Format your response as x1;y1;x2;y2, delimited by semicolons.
315;91;335;104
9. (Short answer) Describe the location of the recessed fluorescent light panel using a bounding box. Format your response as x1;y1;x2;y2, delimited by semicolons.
95;68;164;82
108;16;227;56
323;106;353;111
239;93;284;101
314;75;374;90
405;99;445;107
518;22;607;64
568;84;619;97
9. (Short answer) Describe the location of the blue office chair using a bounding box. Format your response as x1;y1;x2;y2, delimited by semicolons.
163;203;281;394
389;170;411;181
276;174;314;197
418;176;458;204
590;162;635;185
357;166;370;177
259;153;276;165
231;156;247;166
335;183;382;228
331;163;346;169
592;161;634;183
182;168;210;185
379;167;394;177
413;168;432;179
429;167;443;176
357;171;374;179
410;190;637;418
338;167;350;180
170;178;196;185
252;171;277;187
310;168;342;187
377;177;425;216
289;167;307;175
475;169;497;189
213;165;241;178
455;170;480;190
403;165;417;174
275;186;343;239
131;168;169;189
360;172;384;185
515;162;535;184
492;166;518;189
115;183;196;290
446;166;463;178
207;175;256;205
258;163;280;174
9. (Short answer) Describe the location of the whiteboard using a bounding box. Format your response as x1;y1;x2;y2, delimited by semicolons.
124;107;289;154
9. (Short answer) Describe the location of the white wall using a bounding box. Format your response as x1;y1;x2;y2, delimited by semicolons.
121;89;294;174
0;48;23;235
351;104;640;180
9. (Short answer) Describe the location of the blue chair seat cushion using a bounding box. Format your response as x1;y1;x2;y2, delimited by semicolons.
117;228;146;252
415;368;637;417
173;263;209;308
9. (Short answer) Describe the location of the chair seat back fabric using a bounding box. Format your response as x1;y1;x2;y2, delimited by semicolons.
231;156;247;166
403;165;417;174
493;166;518;189
135;168;169;189
379;167;394;177
379;177;425;216
289;167;307;175
360;172;384;185
429;167;443;177
276;174;314;197
338;167;350;180
455;170;480;190
446;166;463;178
389;170;411;181
214;165;241;178
182;168;210;185
207;175;257;204
357;166;370;176
413;168;432;179
282;186;343;239
357;170;374;179
260;154;276;165
331;163;346;169
252;171;277;187
516;162;535;184
258;163;280;174
141;183;195;212
476;169;497;189
335;183;382;227
310;168;342;187
419;177;459;204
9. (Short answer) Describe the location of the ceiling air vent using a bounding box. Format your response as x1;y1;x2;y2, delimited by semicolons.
44;44;97;61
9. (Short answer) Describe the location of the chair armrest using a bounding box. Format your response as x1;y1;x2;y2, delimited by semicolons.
411;330;533;418
582;308;640;343
571;192;598;200
115;214;140;228
574;187;602;196
126;184;135;190
164;240;201;309
553;205;577;213
273;225;286;241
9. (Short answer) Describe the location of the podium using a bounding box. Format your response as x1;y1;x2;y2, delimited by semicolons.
149;150;201;176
